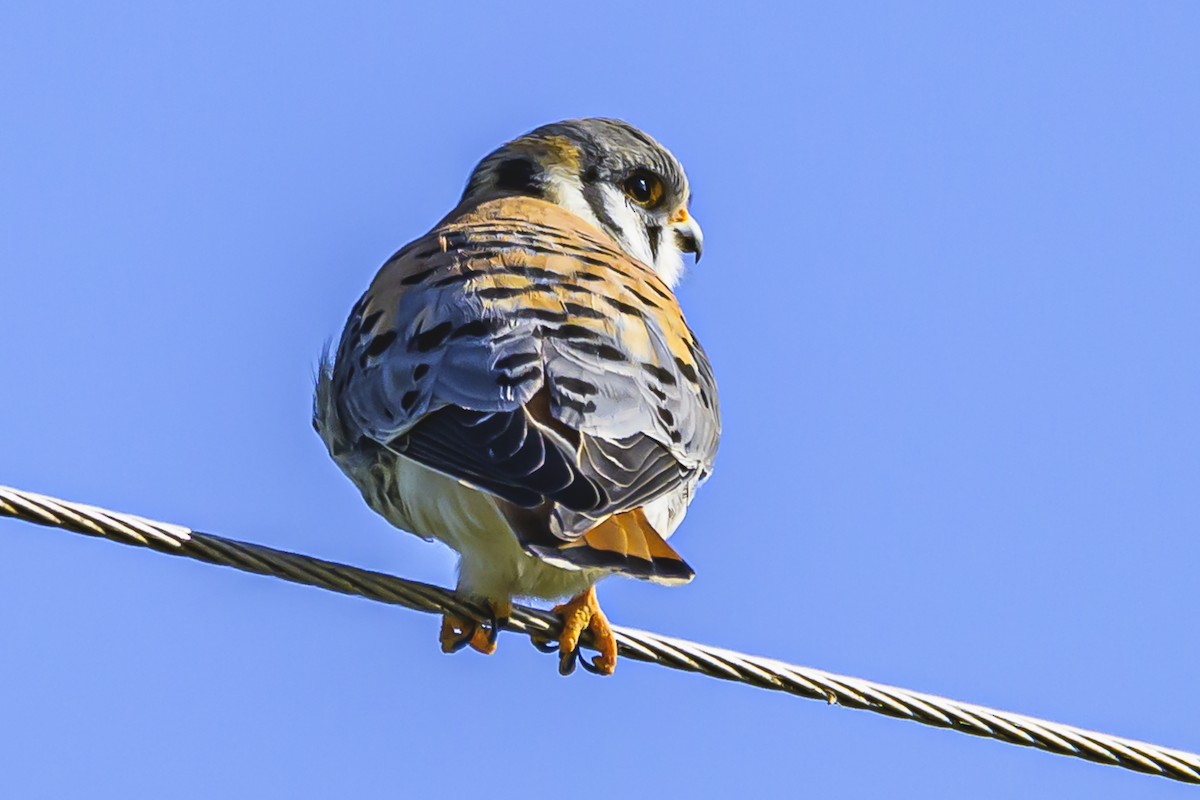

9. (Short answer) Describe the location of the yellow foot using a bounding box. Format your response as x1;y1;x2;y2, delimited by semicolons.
539;585;618;676
439;599;512;656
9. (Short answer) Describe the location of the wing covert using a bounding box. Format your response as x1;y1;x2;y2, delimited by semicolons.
325;196;720;538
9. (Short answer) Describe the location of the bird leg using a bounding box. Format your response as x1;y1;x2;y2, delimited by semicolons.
439;598;512;656
544;585;618;676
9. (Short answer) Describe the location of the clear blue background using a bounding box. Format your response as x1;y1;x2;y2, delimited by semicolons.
2;3;1196;797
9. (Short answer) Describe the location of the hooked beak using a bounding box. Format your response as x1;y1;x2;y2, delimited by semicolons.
669;208;704;262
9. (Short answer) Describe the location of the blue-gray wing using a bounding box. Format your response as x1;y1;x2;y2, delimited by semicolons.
316;197;720;537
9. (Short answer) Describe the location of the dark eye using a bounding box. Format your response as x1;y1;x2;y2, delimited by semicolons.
623;170;665;208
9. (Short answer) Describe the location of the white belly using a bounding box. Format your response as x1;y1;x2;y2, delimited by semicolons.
348;453;601;601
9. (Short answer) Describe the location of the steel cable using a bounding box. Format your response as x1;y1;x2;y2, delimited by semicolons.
2;483;1196;785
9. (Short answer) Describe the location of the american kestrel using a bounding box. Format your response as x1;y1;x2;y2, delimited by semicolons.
314;119;720;675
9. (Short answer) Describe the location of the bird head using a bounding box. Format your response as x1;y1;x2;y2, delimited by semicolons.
461;118;702;288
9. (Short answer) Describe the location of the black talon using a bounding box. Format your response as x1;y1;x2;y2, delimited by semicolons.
476;599;511;648
481;606;497;646
530;637;559;653
579;654;604;675
485;620;499;647
486;615;508;647
558;647;579;676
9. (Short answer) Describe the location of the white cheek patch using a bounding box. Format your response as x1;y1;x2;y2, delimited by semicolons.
596;184;653;264
546;173;688;289
595;185;687;289
545;166;596;229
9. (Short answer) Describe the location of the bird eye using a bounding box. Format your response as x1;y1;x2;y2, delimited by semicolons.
623;170;665;208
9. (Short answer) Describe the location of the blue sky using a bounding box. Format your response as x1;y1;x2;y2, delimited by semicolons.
1;3;1197;797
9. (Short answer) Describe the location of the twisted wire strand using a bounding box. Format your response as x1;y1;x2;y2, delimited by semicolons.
2;483;1196;785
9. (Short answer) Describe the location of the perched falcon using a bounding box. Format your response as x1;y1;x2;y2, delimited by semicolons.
314;119;720;675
